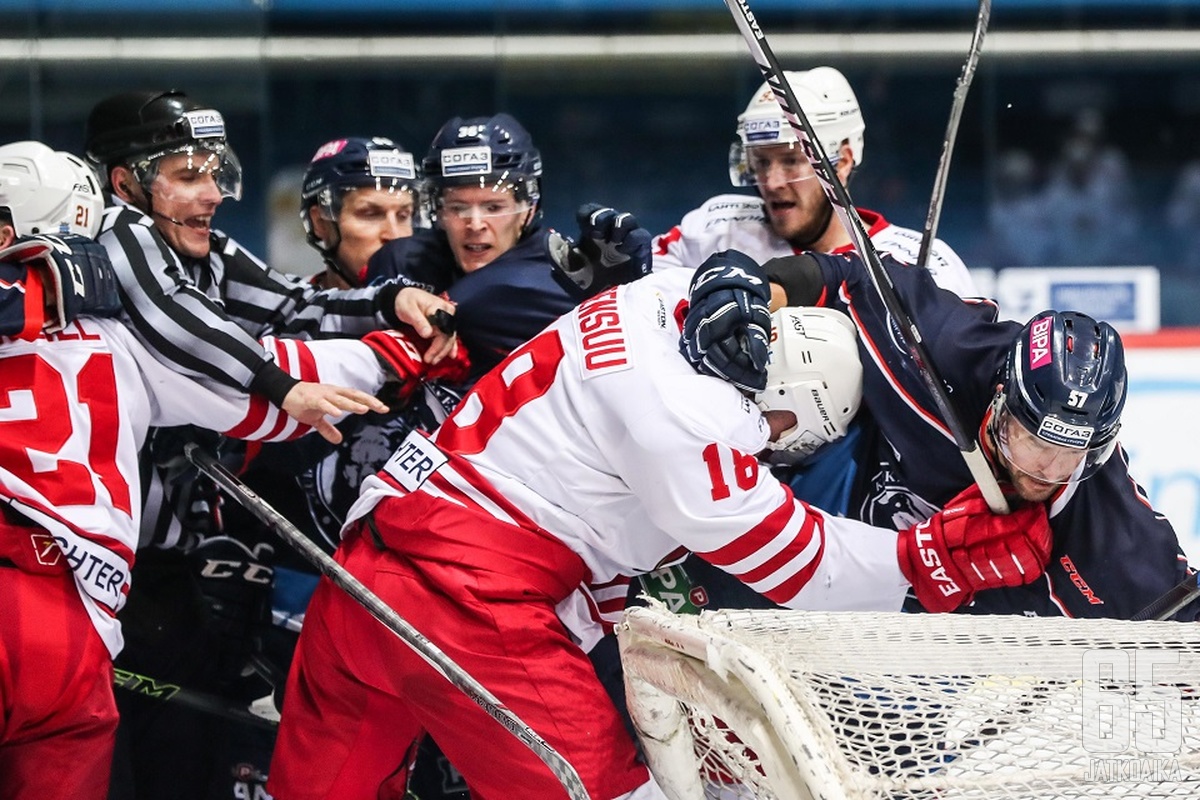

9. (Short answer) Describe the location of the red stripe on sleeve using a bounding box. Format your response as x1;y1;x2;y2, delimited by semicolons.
762;516;828;604
735;512;819;585
697;486;798;567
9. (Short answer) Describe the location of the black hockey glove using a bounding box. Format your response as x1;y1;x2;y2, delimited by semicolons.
548;203;652;300
679;249;772;393
0;233;122;332
189;535;275;688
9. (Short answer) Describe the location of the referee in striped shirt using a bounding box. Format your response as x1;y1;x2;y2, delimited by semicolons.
84;89;422;424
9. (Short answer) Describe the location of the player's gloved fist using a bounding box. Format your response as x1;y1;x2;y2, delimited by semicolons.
363;327;471;403
548;203;652;299
898;483;1053;613
679;249;772;393
0;233;122;332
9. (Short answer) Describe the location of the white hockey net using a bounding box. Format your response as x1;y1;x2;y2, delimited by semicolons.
618;605;1200;800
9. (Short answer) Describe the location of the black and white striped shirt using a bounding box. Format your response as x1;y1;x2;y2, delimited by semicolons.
98;201;401;406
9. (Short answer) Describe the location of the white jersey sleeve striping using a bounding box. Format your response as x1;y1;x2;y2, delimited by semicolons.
352;269;907;613
0;319;386;657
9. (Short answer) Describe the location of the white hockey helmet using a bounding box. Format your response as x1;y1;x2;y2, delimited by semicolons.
755;306;863;464
0;141;104;238
729;67;866;187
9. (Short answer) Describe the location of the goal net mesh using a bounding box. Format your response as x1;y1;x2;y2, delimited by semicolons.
618;605;1200;800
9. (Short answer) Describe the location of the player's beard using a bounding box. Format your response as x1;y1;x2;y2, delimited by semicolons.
785;197;835;251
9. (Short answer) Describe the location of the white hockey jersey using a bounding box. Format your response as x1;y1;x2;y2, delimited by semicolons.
348;269;908;623
0;318;386;657
653;193;978;298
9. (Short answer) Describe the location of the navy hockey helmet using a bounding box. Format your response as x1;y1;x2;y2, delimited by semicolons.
84;89;242;200
300;136;424;252
422;113;542;208
990;310;1127;484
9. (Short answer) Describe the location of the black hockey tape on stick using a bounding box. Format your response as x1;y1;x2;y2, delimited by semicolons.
183;444;591;800
1131;571;1200;621
112;666;279;732
916;0;991;269
723;0;1009;514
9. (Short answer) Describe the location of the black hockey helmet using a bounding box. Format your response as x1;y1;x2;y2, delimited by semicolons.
300;136;424;254
990;310;1127;483
84;89;242;199
422;113;542;206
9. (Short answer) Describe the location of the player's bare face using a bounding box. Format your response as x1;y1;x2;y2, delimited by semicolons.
334;187;415;276
439;185;531;273
751;143;832;248
148;152;224;259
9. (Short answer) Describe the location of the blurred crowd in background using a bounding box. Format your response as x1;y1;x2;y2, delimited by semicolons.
4;1;1200;322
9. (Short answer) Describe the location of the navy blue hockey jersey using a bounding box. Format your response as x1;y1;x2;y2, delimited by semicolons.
810;251;1197;621
365;225;577;380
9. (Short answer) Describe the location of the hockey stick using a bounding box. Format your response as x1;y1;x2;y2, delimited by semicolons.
916;0;991;269
723;0;1009;514
1131;571;1200;621
183;444;591;800
113;666;279;732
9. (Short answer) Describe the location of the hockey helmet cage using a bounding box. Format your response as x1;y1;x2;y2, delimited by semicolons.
755;306;862;464
991;310;1127;483
729;67;865;187
0;141;104;238
423;113;542;209
300;136;425;252
84;89;242;200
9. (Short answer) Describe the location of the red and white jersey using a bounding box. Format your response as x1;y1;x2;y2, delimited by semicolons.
653;193;978;298
349;269;907;618
0;318;386;657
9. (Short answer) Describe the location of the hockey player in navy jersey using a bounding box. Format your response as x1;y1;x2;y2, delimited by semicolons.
365;111;652;383
768;249;1199;621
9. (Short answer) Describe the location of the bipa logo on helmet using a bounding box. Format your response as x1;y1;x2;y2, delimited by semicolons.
1028;316;1053;369
441;146;492;177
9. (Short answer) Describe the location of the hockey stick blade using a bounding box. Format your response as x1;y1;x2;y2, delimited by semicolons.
1131;571;1200;621
916;0;991;269
723;0;1008;513
183;444;591;800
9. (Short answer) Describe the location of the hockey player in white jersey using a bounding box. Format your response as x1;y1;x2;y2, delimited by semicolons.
269;250;1050;800
654;66;978;299
0;143;468;800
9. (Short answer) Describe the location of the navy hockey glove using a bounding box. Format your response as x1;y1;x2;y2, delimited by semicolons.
0;234;122;332
679;249;772;393
548;203;652;300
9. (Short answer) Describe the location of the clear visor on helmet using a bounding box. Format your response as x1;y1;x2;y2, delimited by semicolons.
995;406;1118;485
136;141;243;202
728;141;820;188
436;183;531;222
318;180;420;222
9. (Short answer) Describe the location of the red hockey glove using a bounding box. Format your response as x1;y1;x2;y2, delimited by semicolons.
897;483;1053;613
362;327;471;404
